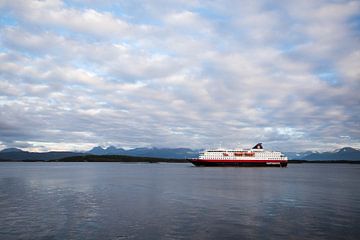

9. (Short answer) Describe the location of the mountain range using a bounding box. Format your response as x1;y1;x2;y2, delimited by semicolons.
0;148;85;161
0;146;359;161
298;147;360;161
0;146;200;161
87;146;200;159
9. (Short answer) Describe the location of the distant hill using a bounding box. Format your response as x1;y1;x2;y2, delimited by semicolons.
87;146;200;159
0;148;24;153
87;146;360;160
284;151;316;160
0;146;200;161
50;155;188;163
1;146;359;162
0;149;85;161
301;147;360;161
88;146;126;155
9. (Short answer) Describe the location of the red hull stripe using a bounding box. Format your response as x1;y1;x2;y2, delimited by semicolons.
192;159;287;163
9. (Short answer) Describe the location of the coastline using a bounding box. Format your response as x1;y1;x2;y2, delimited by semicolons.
0;156;359;164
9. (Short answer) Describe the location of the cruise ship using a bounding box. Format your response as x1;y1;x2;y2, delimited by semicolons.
189;143;288;167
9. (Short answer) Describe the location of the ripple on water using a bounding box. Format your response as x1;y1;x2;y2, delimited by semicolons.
0;163;359;240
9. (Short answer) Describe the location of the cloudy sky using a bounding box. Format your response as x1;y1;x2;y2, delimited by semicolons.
0;0;359;152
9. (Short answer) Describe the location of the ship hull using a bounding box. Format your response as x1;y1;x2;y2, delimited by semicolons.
188;159;288;167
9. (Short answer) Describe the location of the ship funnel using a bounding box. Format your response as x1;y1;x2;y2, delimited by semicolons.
252;143;263;149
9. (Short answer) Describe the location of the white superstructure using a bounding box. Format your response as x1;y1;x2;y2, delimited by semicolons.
189;143;288;167
199;143;287;161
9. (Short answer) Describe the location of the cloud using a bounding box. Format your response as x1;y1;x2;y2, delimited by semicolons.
0;0;359;152
1;0;133;37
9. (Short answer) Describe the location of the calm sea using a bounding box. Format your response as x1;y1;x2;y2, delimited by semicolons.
0;162;359;240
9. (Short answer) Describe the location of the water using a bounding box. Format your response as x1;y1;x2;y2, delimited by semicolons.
0;162;359;240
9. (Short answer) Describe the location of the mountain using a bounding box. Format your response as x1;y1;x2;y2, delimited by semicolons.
2;146;358;162
0;148;24;153
284;151;316;160
300;147;360;161
0;150;85;161
50;155;188;163
0;146;200;161
88;146;126;155
126;147;200;159
87;146;200;159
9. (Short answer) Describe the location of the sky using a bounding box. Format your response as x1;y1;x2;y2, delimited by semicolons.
0;0;359;152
